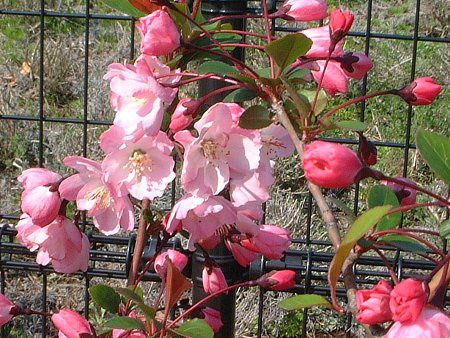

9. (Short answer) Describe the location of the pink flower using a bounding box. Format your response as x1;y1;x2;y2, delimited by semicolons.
18;168;62;192
339;52;373;80
398;77;442;106
0;293;15;327
202;266;228;294
301;26;344;58
175;103;261;197
198;234;221;250
112;312;146;338
201;307;224;333
59;156;135;235
137;10;180;56
245;225;291;260
102;131;175;200
166;195;236;250
169;98;197;133
390;278;428;323
330;9;354;42
282;0;329;21
257;270;296;291
225;240;258;267
356;280;393;325
51;309;95;338
386;306;450;338
311;60;349;96
104;55;179;139
382;178;417;207
302;141;362;188
154;249;188;280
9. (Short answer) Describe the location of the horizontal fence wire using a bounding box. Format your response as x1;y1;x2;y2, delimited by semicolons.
0;0;448;337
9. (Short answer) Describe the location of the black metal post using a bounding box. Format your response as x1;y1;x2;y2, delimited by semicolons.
193;1;248;337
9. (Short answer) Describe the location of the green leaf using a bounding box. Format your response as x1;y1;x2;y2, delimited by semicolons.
169;4;192;39
104;317;146;331
329;206;392;303
224;88;257;102
198;61;237;76
115;287;143;303
416;128;450;185
89;285;121;313
102;0;145;17
256;67;273;78
286;68;310;80
298;89;328;116
379;234;428;254
368;185;401;231
336;120;368;132
238;105;272;129
279;294;332;311
265;33;312;72
175;319;214;338
439;220;450;239
328;197;356;223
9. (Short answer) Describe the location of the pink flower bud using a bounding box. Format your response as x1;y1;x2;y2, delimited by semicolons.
137;10;180;56
202;266;228;294
356;280;393;325
302;141;363;189
0;293;15;327
169;98;197;133
198;234;221;250
18;168;62;192
382;178;417;207
51;309;95;338
281;0;329;21
257;270;296;291
225;240;258;267
201;307;224;333
389;278;428;323
249;225;291;260
21;185;61;227
154;249;188;280
398;77;442;106
339;52;373;80
112;312;146;338
330;9;354;43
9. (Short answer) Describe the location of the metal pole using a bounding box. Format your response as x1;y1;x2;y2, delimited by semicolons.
193;1;248;337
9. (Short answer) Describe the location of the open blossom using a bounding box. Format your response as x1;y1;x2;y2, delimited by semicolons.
59;156;134;235
0;293;15;327
203;266;228;294
137;10;180;56
201;307;224;333
16;215;89;274
301;26;344;58
175;103;261;197
398;77;442;106
104;55;180;139
244;224;291;260
390;278;428;323
281;0;329;21
382;177;417;207
356;280;393;325
102;131;175;200
386;306;450;338
257;270;296;291
169;98;197;133
154;249;188;280
52;309;95;338
302;141;362;188
166;195;236;250
18;168;62;227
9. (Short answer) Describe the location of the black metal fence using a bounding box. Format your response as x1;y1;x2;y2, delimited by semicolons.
0;0;448;337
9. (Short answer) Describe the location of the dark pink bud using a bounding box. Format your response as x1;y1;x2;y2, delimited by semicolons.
398;77;442;106
359;134;377;166
154;249;188;280
51;309;95;338
382;178;417;207
169;98;197;133
202;266;228;294
281;0;329;21
329;9;354;44
257;270;296;291
389;278;428;323
356;280;393;325
339;52;373;80
201;307;224;333
0;293;15;327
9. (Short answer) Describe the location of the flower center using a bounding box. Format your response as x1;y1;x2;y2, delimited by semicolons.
86;186;111;209
130;96;148;107
262;136;285;156
127;149;152;177
201;139;226;165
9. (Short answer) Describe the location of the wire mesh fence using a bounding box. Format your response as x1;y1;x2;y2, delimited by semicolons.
0;0;449;337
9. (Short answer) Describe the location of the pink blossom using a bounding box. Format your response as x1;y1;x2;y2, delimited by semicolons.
386;306;450;338
398;77;442;106
166;195;236;250
154;249;188;280
137;10;180;56
390;278;428;323
59;156;134;235
257;270;296;291
247;224;291;260
198;234;221;250
102;131;175;201
175;103;261;197
104;55;179;139
202;266;228;294
382;178;417;207
330;9;354;41
356;280;393;325
301;26;344;58
18;168;62;192
0;293;15;327
311;60;349;96
302;141;362;188
339;52;373;80
112;312;146;338
282;0;329;21
225;240;258;267
202;307;224;333
51;309;95;338
169;98;197;133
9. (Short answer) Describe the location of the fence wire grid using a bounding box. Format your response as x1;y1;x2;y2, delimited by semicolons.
0;0;449;337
